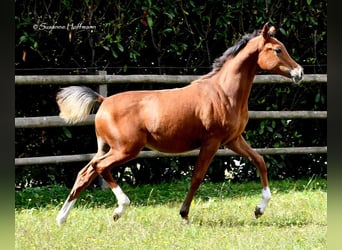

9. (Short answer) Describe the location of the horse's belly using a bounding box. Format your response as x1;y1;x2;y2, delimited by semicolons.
145;133;201;153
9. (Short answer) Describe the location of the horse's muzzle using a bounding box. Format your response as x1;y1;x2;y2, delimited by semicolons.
290;66;304;84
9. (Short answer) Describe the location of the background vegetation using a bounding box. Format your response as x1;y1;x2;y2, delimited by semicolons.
15;0;327;188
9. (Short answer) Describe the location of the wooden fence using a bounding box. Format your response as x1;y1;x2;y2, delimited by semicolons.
15;74;327;166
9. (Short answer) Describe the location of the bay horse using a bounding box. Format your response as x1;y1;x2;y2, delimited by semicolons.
56;23;303;225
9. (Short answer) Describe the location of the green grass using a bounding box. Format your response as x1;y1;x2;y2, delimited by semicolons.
15;178;327;249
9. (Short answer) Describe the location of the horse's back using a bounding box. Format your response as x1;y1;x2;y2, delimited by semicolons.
98;85;204;123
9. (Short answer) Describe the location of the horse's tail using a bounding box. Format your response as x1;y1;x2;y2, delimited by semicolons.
56;86;105;124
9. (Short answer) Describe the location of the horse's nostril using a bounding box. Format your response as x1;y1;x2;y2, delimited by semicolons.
290;66;304;84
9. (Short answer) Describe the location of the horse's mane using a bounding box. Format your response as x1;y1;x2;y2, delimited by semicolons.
200;30;260;79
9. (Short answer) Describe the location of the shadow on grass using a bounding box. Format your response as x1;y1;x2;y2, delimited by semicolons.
15;177;326;210
190;214;326;228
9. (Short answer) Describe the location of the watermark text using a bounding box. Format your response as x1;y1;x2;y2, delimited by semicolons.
33;22;96;31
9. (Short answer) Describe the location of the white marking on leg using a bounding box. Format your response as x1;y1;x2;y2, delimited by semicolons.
256;186;271;213
112;186;130;219
56;199;76;225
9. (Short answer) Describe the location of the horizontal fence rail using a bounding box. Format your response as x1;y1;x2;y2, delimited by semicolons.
15;147;328;166
15;74;327;166
15;74;327;85
15;111;327;129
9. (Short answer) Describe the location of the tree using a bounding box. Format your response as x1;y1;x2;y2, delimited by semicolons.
15;0;327;188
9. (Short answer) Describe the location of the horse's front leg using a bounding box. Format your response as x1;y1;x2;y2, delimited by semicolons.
180;140;220;224
225;135;271;218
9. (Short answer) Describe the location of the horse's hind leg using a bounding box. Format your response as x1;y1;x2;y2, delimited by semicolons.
92;147;143;221
56;138;107;225
101;169;130;221
56;162;98;225
225;135;271;218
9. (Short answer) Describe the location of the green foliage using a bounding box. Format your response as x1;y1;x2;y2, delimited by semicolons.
15;1;326;188
16;177;326;209
15;0;326;74
14;84;327;188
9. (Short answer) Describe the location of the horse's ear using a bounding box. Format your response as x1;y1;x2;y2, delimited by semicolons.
261;22;276;40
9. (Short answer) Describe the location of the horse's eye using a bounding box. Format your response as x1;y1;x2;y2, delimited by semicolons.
274;48;282;54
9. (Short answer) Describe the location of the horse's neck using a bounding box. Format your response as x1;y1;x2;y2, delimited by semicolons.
215;55;258;110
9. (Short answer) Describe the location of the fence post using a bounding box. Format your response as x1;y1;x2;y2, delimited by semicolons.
97;70;108;97
97;70;110;190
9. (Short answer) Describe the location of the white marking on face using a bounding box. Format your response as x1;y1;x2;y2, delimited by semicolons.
290;66;304;84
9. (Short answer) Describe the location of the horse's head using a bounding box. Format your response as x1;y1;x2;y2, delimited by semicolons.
256;23;304;84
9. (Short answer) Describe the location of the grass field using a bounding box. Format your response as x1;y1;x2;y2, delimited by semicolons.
15;178;327;249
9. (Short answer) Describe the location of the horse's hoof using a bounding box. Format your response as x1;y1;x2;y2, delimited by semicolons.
56;215;67;225
113;213;120;221
254;206;263;219
180;211;189;225
182;218;189;225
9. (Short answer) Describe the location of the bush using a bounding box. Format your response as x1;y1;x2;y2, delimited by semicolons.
15;0;327;188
